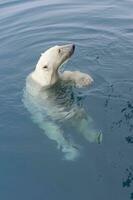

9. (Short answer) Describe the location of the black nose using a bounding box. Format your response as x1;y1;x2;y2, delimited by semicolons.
72;44;75;51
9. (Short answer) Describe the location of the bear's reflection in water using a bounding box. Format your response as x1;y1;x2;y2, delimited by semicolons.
23;77;102;160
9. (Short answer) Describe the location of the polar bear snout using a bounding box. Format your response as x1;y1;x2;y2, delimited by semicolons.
65;43;75;54
60;44;75;58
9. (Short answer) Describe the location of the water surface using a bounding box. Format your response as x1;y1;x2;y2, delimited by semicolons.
0;0;133;199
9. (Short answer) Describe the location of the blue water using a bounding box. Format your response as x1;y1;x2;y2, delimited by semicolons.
0;0;133;199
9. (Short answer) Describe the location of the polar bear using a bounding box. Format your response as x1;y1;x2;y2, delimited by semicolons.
23;44;102;160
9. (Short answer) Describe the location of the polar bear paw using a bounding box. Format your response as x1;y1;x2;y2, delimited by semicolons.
75;72;93;88
62;144;80;161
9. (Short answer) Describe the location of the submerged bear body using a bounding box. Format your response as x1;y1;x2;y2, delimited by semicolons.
23;44;102;160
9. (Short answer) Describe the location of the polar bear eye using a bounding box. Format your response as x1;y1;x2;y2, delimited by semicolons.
58;49;61;54
43;65;48;69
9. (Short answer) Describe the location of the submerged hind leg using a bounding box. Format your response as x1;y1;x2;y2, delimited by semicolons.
78;117;102;143
71;109;102;144
32;113;79;160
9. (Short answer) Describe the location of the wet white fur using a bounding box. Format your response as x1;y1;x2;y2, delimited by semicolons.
23;44;102;160
31;45;93;87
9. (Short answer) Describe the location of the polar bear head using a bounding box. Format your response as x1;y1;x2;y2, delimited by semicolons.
31;44;75;87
